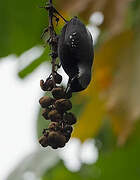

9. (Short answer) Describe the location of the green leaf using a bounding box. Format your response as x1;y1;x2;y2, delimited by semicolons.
0;0;48;57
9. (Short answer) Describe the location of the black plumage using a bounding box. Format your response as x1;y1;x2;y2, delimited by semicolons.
58;17;94;92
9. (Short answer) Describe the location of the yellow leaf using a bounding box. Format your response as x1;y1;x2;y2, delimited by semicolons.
56;0;131;35
72;88;105;141
73;30;134;142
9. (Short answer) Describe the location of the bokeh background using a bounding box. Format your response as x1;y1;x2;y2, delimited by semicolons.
1;0;140;179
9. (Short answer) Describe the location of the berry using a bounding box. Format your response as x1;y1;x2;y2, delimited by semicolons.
63;112;77;125
55;99;72;112
42;108;51;120
40;79;54;91
48;110;62;122
54;73;62;84
47;131;66;149
64;133;71;143
48;122;59;131
39;96;55;108
52;87;65;99
39;135;49;147
63;125;73;134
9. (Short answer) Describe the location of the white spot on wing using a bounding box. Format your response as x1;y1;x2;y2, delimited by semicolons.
73;32;76;35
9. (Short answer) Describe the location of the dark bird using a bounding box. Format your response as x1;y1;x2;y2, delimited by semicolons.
58;17;94;93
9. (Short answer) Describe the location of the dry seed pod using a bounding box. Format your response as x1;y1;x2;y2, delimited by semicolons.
47;131;66;149
63;112;77;125
52;87;65;99
40;79;54;91
48;109;62;122
48;122;59;131
39;96;54;108
42;108;51;120
64;133;71;143
63;125;73;134
46;79;54;91
39;135;49;147
40;80;47;91
55;99;72;112
54;73;62;84
42;130;49;137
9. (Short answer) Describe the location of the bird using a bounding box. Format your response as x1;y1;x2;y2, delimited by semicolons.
58;16;94;93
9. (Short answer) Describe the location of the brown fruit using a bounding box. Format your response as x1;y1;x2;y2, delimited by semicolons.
40;79;47;91
39;96;54;108
39;135;49;147
48;110;62;122
64;133;71;143
54;73;62;84
48;122;59;131
63;112;77;125
40;79;54;91
55;99;72;112
42;108;51;120
52;87;65;99
63;125;73;134
47;131;66;149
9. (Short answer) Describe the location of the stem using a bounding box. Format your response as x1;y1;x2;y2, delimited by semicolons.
42;0;67;87
48;0;57;87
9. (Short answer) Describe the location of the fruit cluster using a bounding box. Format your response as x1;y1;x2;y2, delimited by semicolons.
38;73;77;149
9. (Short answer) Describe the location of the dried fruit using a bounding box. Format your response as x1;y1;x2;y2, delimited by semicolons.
55;99;72;112
48;122;59;131
47;131;66;149
64;133;71;143
63;125;73;134
48;109;62;122
39;96;54;108
40;80;47;91
42;108;51;120
39;135;49;147
40;79;54;91
63;112;77;125
54;73;62;84
39;6;80;149
52;87;65;99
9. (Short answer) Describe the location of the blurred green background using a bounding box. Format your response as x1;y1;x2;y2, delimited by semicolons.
1;0;140;179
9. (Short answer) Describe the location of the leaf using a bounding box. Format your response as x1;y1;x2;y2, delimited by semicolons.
7;149;59;180
105;27;140;145
72;89;105;141
0;0;48;57
18;47;50;78
42;122;140;180
94;29;133;90
72;30;133;142
56;0;132;36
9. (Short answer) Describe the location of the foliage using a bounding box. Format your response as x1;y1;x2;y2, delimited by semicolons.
42;121;140;180
1;0;140;179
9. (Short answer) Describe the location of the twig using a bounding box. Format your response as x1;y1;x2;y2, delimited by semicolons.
45;0;58;87
41;1;67;87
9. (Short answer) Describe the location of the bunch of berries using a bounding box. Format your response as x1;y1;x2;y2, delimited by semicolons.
38;72;77;149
